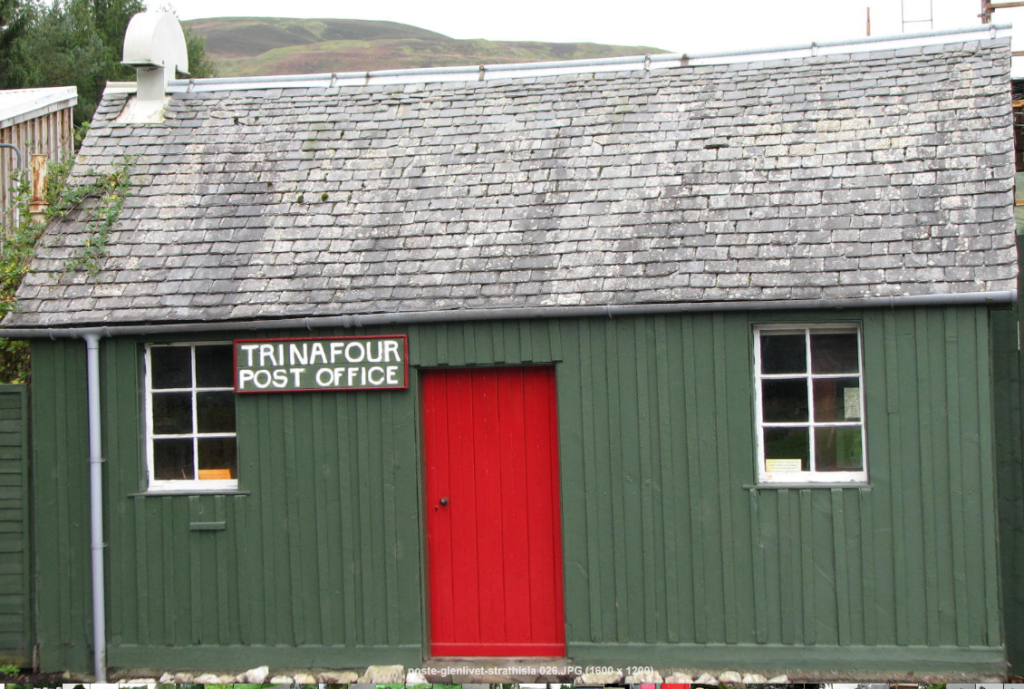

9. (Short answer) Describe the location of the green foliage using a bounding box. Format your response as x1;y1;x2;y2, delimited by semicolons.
59;156;133;275
0;0;30;89
183;22;216;78
0;153;133;382
5;0;108;123
5;0;215;124
5;0;139;123
90;0;144;62
0;168;53;382
0;662;20;675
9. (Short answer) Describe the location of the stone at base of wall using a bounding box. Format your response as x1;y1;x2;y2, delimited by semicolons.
665;672;693;683
358;664;405;683
240;665;269;683
320;670;360;683
136;664;781;686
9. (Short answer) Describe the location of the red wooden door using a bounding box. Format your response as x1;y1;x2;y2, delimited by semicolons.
423;367;565;657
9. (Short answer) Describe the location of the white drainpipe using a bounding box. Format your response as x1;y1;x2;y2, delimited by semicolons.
83;332;106;681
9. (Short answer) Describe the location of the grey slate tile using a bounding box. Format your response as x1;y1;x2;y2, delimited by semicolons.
2;38;1016;327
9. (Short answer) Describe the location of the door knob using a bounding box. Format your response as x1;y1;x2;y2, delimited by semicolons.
439;497;449;506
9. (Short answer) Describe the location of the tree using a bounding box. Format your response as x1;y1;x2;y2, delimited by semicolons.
8;0;110;123
0;0;29;89
4;0;215;124
183;23;215;79
90;0;144;62
19;0;142;120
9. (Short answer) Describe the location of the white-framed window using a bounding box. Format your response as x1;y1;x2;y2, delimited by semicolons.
144;343;237;492
754;325;867;484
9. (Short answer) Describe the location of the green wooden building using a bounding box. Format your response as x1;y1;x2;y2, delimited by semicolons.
1;16;1020;680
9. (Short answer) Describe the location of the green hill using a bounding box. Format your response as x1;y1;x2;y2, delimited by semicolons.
184;17;669;77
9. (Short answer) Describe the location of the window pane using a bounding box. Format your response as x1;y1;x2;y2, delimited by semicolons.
197;391;235;433
813;378;862;422
196;345;234;388
151;347;191;389
760;333;806;374
815;426;864;471
810;333;859;374
153;438;195;480
152;392;193;434
198;437;237;479
762;378;809;422
764;427;810;472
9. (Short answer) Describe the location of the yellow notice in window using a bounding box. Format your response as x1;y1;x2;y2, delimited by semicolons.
766;459;803;473
198;468;233;480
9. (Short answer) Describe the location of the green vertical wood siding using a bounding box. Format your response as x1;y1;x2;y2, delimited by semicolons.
32;339;89;672
0;385;30;665
994;234;1024;673
993;234;1024;674
559;308;1001;673
992;305;1022;672
31;307;1004;673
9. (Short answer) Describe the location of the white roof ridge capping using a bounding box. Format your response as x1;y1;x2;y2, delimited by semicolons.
108;23;1011;95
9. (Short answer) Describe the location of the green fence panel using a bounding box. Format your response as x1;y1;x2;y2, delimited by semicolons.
0;384;30;665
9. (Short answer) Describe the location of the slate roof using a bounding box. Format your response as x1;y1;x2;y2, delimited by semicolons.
4;37;1017;327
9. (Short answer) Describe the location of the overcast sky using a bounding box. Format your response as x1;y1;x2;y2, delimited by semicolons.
142;0;1017;55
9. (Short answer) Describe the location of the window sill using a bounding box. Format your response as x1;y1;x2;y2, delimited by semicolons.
744;483;870;491
128;490;251;498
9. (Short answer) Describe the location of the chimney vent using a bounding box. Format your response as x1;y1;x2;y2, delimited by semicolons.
120;12;188;121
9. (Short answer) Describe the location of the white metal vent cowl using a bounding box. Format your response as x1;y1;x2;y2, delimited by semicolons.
119;12;188;122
